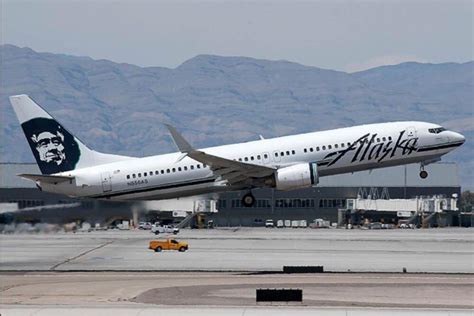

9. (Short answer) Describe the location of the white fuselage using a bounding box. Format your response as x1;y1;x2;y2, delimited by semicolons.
43;121;464;200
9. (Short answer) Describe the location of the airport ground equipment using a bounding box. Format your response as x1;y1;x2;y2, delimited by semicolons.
149;238;188;252
265;219;274;228
151;224;179;235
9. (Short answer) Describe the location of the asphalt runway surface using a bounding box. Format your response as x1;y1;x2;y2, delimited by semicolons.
0;228;473;272
0;228;473;315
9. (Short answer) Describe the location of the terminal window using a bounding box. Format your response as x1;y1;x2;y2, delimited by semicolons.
319;199;346;208
275;199;314;208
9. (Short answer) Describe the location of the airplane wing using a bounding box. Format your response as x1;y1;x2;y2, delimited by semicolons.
165;124;275;187
18;173;74;184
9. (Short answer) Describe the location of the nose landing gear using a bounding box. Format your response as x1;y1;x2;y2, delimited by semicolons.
419;165;428;179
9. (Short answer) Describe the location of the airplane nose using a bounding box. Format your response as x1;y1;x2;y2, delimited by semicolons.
451;131;465;144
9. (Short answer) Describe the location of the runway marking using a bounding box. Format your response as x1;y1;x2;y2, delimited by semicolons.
49;240;115;271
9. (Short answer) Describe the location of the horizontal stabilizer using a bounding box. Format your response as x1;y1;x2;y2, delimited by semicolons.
18;173;74;184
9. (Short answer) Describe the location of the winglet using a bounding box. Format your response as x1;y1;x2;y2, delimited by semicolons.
165;124;194;153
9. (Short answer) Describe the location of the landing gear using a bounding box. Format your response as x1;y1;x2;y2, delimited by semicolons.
419;165;428;179
242;192;256;207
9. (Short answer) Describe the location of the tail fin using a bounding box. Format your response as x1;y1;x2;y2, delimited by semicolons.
10;94;134;174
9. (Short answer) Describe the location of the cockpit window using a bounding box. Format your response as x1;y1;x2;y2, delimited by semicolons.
428;127;446;134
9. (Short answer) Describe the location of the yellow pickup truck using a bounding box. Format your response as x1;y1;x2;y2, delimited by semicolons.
149;238;189;252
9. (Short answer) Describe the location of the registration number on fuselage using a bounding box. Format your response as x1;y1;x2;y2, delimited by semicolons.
127;179;148;186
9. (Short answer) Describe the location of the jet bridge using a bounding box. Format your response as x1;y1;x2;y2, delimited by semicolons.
340;195;459;228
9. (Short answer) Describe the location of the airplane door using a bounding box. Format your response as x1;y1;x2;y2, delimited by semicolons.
406;126;417;139
101;172;112;192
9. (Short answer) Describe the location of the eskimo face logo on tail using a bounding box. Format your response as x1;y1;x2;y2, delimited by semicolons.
21;118;81;174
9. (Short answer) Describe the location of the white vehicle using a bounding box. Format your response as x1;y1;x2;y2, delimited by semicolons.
310;218;330;228
117;220;130;230
291;220;299;228
299;220;308;228
151;224;179;235
276;220;284;228
265;219;274;228
138;222;152;230
10;95;465;206
284;220;292;227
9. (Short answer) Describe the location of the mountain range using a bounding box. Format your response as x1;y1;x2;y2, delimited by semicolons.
1;44;472;189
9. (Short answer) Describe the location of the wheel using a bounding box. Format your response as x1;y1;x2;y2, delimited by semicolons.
155;246;162;252
419;170;428;179
242;193;256;207
179;246;186;252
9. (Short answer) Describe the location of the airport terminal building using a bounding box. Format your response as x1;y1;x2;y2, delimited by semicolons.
0;162;463;227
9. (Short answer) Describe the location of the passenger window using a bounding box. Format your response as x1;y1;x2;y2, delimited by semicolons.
334;144;338;148
171;168;175;172
197;164;201;169
286;151;290;155
264;154;268;159
341;143;345;148
316;147;320;151
291;150;295;155
388;136;392;141
250;156;254;161
322;146;326;150
166;169;170;173
239;158;242;161
161;170;164;174
178;167;182;171
382;137;386;142
304;148;307;153
275;152;278;157
144;172;147;177
191;165;194;170
328;145;332;149
376;138;380;142
310;148;313;152
184;166;188;171
132;174;136;178
244;157;248;161
138;173;142;177
347;142;351;146
126;175;130;179
280;152;284;156
155;171;159;175
257;155;261;160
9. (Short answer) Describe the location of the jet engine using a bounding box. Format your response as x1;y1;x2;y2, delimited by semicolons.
275;163;318;191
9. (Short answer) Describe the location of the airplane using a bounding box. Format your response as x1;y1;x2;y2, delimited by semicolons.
10;94;465;207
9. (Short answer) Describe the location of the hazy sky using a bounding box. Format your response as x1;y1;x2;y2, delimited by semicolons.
1;0;473;72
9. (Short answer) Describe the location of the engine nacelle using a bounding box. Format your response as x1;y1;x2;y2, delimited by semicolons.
275;163;319;191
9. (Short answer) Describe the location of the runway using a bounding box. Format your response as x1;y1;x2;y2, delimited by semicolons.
1;228;472;273
0;228;473;315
